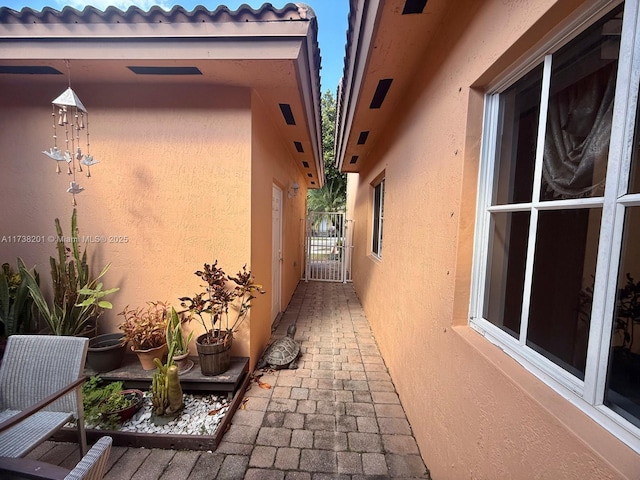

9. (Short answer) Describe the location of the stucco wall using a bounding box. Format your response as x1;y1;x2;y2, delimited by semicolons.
250;90;307;368
349;0;640;478
0;80;254;358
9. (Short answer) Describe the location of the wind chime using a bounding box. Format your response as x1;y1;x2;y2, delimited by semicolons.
42;61;99;206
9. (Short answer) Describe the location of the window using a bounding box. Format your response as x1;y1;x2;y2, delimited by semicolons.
372;177;385;257
471;0;640;450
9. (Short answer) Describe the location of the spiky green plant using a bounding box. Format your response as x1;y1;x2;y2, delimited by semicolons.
0;260;39;336
166;307;193;356
151;359;183;416
20;260;117;336
18;209;118;335
50;208;89;323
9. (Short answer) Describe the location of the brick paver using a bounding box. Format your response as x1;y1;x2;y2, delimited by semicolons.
32;282;430;479
221;282;431;478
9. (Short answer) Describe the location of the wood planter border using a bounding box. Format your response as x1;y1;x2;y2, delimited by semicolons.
55;355;250;450
53;370;250;451
86;354;248;397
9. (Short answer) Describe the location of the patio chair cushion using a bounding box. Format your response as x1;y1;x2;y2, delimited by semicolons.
0;409;74;457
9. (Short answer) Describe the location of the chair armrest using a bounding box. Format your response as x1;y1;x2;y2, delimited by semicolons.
0;377;86;433
0;456;69;479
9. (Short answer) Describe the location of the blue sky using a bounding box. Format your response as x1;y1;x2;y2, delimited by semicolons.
0;0;349;94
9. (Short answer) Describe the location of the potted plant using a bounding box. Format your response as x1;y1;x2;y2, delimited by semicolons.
86;332;127;373
82;376;144;429
0;261;39;338
180;261;264;375
166;307;194;374
150;323;185;421
79;271;125;373
579;273;640;387
609;274;640;378
20;259;118;337
118;301;170;370
17;209;118;337
150;358;184;421
0;260;39;360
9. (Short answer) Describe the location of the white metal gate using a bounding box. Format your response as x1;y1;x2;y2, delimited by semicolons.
305;212;352;282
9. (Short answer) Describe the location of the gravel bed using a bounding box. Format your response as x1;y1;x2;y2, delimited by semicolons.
87;392;231;436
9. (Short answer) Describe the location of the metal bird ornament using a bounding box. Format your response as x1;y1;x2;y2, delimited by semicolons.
67;181;84;195
81;154;99;177
67;181;84;206
42;147;65;161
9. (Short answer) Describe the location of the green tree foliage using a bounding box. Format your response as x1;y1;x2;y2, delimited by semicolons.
308;89;346;213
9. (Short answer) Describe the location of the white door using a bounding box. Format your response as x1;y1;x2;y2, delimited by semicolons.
271;185;283;324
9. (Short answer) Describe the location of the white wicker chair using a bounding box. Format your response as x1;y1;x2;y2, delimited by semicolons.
0;335;89;458
0;435;112;480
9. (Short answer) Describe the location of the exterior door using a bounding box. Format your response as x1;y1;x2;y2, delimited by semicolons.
271;185;283;324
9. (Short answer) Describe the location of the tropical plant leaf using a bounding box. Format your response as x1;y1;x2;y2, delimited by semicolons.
19;257;55;332
0;268;9;325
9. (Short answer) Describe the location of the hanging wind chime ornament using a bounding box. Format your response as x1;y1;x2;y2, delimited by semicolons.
42;67;99;206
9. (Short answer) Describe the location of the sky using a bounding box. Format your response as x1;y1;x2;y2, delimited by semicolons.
0;0;350;94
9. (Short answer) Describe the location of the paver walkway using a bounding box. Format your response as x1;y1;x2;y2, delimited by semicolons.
26;281;431;479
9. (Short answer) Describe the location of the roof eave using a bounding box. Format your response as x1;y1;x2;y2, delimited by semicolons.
335;0;383;173
336;0;453;174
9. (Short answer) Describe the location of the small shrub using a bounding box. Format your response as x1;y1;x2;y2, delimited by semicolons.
82;376;140;429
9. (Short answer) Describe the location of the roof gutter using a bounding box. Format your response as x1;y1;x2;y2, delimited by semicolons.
296;3;325;188
334;0;384;172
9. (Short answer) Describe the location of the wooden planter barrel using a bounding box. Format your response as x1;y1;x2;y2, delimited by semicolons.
196;334;231;376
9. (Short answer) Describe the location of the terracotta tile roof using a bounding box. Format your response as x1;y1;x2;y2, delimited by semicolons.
0;3;313;25
340;0;359;89
334;0;357;166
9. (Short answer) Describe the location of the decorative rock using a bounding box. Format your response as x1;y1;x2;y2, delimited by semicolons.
87;393;231;435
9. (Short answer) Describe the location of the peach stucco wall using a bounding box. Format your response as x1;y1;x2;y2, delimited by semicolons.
0;79;261;359
348;0;640;479
250;90;307;368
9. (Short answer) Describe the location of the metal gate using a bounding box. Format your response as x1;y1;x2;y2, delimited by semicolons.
305;211;352;282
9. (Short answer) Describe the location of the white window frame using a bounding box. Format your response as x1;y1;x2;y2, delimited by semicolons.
372;177;385;258
469;0;640;452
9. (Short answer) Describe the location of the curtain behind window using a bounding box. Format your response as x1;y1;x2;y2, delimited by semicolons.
543;64;616;199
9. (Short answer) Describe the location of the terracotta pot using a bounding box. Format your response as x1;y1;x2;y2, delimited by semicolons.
132;343;168;370
172;351;194;375
196;333;232;376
